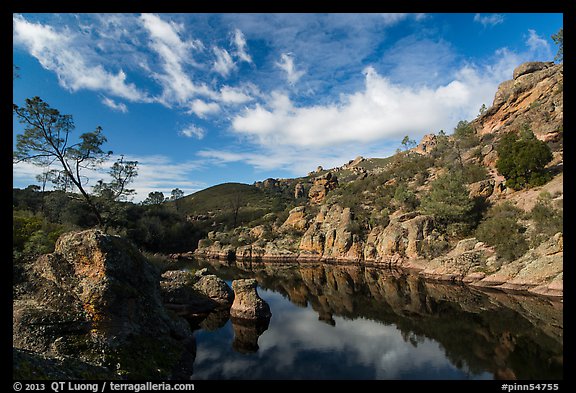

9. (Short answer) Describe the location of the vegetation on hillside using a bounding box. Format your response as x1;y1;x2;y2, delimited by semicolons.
13;64;564;266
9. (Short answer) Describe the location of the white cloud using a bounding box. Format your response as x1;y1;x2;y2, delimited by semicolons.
219;85;254;104
232;28;252;63
525;29;552;59
188;99;221;118
140;13;217;105
179;124;205;139
232;66;497;149
212;46;236;77
13;154;206;203
276;53;305;85
13;14;148;102
101;96;128;113
473;13;505;27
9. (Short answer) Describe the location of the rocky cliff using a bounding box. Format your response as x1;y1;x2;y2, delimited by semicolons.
193;61;563;298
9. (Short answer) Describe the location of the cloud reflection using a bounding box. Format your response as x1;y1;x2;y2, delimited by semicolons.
191;288;490;380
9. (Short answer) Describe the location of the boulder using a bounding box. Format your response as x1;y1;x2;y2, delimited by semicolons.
230;279;272;321
512;61;553;80
414;134;438;155
159;270;218;314
468;179;495;199
193;268;234;306
13;229;195;379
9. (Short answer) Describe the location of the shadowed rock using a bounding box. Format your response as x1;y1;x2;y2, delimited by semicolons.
230;279;271;321
13;229;195;379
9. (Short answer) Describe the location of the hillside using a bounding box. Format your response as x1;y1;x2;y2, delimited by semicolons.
192;61;563;298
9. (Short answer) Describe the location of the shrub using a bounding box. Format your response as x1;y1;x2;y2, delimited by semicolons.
420;171;475;236
393;182;419;210
496;127;553;190
453;120;480;149
462;162;489;184
527;192;563;247
475;202;528;262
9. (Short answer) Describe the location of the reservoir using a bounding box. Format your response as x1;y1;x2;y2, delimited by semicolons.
180;258;563;380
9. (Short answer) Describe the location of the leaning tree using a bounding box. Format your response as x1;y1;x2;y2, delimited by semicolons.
14;96;112;227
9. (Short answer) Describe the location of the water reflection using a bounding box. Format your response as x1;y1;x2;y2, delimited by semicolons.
185;259;562;380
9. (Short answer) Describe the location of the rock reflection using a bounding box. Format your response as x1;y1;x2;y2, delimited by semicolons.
190;259;563;380
231;317;270;353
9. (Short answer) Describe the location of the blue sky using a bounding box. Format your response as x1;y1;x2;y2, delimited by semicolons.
13;13;563;201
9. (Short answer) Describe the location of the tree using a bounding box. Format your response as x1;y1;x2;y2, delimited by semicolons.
496;126;553;190
170;188;184;201
478;104;487;116
421;171;475;236
552;28;563;62
13;97;111;227
93;155;138;202
401;135;417;151
142;191;166;205
453;120;479;149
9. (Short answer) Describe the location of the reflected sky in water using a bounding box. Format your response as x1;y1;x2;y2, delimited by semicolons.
191;287;492;380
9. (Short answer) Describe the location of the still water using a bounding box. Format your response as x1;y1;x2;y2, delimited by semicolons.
180;259;563;380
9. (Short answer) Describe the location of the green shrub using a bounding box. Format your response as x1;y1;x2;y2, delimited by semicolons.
496;127;553;190
475;202;528;262
420;171;475;236
462;162;489;184
393;182;419;210
527;192;563;247
453;120;480;149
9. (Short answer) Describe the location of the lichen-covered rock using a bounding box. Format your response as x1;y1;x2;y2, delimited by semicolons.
472;233;563;297
230;279;271;321
160;270;218;314
193;268;234;306
280;206;308;232
308;172;338;204
13;229;195;379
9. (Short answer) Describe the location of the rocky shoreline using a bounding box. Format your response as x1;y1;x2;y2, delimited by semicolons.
191;230;563;299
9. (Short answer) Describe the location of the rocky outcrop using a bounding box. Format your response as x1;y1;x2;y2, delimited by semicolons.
13;229;195;379
471;232;563;297
294;182;305;199
364;214;436;263
308;172;338;204
475;61;563;150
419;237;497;282
414;134;438;155
299;204;362;261
280;206;308;232
230;279;271;321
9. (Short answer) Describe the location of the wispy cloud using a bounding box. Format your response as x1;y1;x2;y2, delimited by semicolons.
525;29;552;59
101;96;128;113
188;99;221;118
179;124;206;139
276;53;305;85
232;28;252;63
212;46;236;77
12;154;207;202
13;14;149;102
140;13;216;106
473;13;505;27
219;85;254;104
